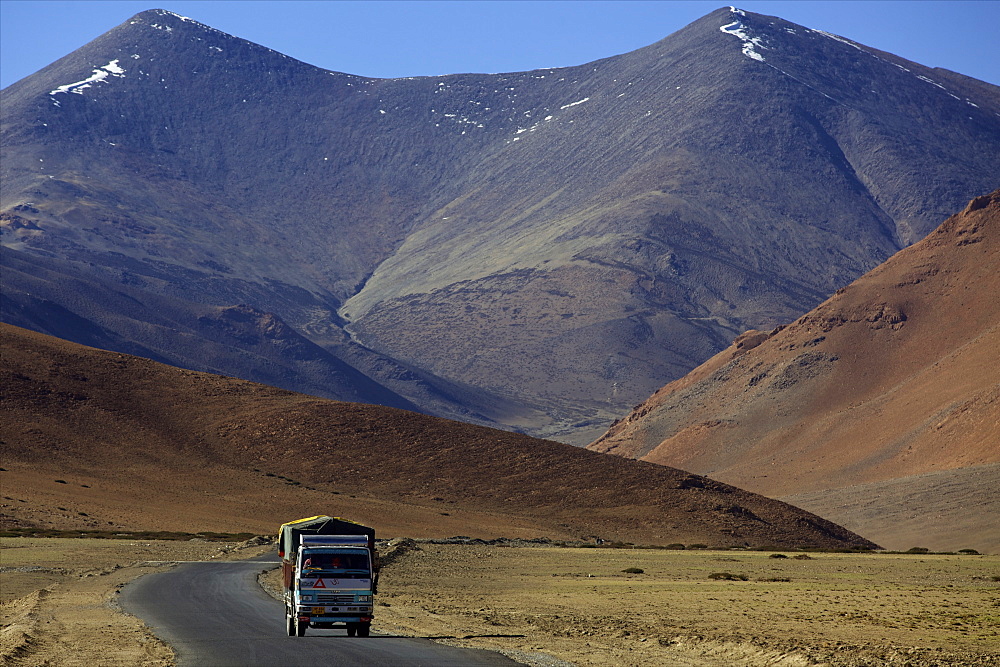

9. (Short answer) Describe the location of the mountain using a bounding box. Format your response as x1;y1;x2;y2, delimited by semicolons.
2;8;999;443
0;322;876;549
589;191;1000;552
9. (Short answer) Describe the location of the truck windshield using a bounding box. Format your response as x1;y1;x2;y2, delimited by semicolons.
302;552;369;575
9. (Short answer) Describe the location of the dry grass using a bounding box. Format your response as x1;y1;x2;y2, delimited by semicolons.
372;544;1000;666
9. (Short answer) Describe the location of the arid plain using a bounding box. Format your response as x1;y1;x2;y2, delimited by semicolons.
3;537;998;666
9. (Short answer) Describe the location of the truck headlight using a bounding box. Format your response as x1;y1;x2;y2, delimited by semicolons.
301;595;313;602
357;595;371;602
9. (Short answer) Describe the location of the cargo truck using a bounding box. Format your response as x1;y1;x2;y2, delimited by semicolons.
278;516;379;637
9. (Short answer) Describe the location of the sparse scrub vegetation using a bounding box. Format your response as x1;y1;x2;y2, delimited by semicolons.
0;528;262;541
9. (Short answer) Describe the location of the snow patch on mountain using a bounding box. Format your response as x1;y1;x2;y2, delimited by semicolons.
813;29;865;52
720;10;767;62
158;9;196;22
916;74;947;91
808;26;971;106
49;60;126;97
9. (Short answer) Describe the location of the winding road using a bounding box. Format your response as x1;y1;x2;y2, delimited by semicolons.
119;552;518;666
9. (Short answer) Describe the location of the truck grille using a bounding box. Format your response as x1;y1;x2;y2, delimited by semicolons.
317;594;355;604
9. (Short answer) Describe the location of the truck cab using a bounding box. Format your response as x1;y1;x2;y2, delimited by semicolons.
287;535;375;637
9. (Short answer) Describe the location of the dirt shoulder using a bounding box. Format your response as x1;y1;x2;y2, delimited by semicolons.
0;537;272;666
362;543;1000;666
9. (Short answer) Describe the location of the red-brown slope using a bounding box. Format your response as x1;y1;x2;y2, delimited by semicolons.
589;191;1000;550
0;323;875;549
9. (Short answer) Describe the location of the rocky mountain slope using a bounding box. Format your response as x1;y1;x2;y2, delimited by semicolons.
589;191;1000;552
2;8;999;443
0;322;876;549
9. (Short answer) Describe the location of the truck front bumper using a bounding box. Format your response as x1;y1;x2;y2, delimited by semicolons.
297;606;373;624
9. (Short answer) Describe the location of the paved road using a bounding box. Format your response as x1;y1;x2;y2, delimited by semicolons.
119;553;518;666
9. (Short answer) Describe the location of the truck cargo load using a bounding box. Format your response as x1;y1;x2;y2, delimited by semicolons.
278;515;375;560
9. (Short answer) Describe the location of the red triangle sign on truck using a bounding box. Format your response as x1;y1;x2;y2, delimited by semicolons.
313;578;326;588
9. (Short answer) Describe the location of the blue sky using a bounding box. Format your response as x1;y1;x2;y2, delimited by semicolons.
1;1;998;89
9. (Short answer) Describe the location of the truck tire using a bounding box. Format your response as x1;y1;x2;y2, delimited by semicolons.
358;623;371;637
296;620;308;637
346;624;357;637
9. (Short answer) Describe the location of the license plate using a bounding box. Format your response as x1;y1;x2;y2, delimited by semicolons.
311;607;326;615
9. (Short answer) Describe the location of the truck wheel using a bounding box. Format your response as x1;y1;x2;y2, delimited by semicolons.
346;624;357;637
357;623;370;637
285;612;295;636
296;620;308;637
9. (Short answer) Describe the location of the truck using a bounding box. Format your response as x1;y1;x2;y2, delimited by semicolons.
278;515;379;637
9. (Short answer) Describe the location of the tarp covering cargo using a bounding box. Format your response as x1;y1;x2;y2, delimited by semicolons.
277;515;375;560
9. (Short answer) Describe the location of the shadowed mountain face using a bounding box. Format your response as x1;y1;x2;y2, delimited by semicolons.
2;8;999;443
0;322;877;550
589;191;1000;552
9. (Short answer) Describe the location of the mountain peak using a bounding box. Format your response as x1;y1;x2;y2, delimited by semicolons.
115;7;284;58
126;8;230;35
2;6;999;446
134;8;196;20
